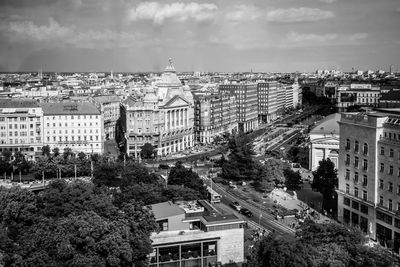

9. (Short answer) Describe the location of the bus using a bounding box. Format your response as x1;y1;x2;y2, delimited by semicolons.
207;186;222;204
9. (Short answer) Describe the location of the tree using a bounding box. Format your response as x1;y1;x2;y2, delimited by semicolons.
141;143;156;159
312;158;338;215
41;145;51;157
283;169;302;191
62;148;74;160
52;147;60;158
1;149;12;162
168;162;208;199
77;151;86;160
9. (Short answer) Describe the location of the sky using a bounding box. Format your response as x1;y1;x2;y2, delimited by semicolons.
0;0;399;73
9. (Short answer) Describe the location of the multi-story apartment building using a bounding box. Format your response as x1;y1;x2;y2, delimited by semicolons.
119;60;194;158
276;84;286;114
257;82;278;123
193;92;237;144
149;200;245;266
41;102;103;155
283;84;294;110
336;84;381;112
0;99;43;161
219;82;258;132
337;110;400;251
91;95;120;140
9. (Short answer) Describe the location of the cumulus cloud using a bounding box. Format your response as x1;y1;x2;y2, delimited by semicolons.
2;17;72;41
319;0;337;3
285;31;367;46
267;7;334;23
225;5;262;22
0;17;149;49
127;2;218;24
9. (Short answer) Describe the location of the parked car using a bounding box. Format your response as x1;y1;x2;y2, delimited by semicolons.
230;201;242;211
239;208;253;217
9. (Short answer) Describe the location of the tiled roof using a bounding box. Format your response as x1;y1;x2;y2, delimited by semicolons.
0;99;39;108
41;102;100;115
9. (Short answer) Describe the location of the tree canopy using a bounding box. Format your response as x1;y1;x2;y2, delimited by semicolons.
284;169;302;191
141;143;156;159
0;180;158;266
249;220;399;267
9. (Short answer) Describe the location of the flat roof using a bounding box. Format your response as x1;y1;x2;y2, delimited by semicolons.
41;102;100;115
150;201;185;220
202;214;244;226
0;99;39;108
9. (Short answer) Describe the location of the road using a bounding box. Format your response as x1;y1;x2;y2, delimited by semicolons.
211;182;296;237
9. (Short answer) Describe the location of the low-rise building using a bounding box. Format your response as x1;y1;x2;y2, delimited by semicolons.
149;200;245;266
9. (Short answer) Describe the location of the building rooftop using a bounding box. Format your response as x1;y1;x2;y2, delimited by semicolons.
0;99;39;108
202;214;244;226
92;95;120;103
310;113;341;135
150;201;185;220
41;102;100;115
380;90;400;101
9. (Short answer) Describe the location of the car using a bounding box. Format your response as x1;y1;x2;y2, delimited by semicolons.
240;208;253;217
230;201;242;211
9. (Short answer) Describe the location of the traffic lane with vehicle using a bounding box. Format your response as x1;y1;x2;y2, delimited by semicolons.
213;183;295;237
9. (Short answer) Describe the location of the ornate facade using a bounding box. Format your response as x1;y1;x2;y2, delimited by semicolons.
120;60;194;158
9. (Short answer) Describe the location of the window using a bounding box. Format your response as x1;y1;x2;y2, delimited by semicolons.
389;182;393;192
362;175;368;186
354;187;359;198
352;201;359;210
346;184;350;193
363;159;368;171
381;146;385;155
379;196;384;206
354;172;359;183
380;163;384;173
354;157;359;168
345;169;350;180
379;179;384;189
157;219;168;231
344;197;350;206
363;190;367;201
390;165;394;175
345;154;350;166
389;199;393;211
360;204;368;215
390;149;394;158
354;141;359;153
346;139;350;150
363;143;368;155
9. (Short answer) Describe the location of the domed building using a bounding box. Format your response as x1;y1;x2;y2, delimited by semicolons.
119;59;194;158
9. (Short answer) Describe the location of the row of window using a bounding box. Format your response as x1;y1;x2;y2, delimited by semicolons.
378;196;399;212
343;197;369;215
3;138;41;144
46;136;100;142
345;139;368;155
380;146;399;158
379;163;399;176
345;184;368;201
378;180;400;194
47;122;98;127
345;170;368;186
5;131;37;137
345;154;368;170
47;129;99;134
0;117;40;122
46;115;99;120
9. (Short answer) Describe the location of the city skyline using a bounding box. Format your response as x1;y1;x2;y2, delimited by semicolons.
0;0;399;73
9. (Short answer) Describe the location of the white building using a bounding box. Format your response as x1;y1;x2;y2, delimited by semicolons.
0;99;43;161
309;113;341;171
41;102;103;155
120;60;194;158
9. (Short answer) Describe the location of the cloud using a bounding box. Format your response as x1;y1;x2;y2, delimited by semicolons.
266;7;334;23
285;31;367;47
0;17;150;49
319;0;336;3
225;5;262;22
2;17;72;41
127;2;218;24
